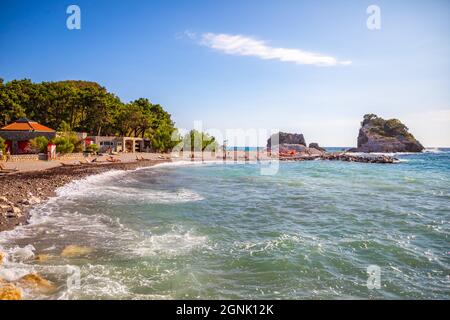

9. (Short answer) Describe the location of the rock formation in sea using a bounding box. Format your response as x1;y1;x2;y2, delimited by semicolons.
348;114;424;153
267;132;306;148
267;132;306;152
267;132;327;156
308;143;326;152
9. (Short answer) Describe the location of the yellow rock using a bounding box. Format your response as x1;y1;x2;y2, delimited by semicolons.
0;283;22;300
17;273;56;293
0;251;4;265
61;245;94;258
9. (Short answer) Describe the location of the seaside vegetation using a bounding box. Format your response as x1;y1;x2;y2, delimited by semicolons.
363;114;413;139
52;137;75;154
0;136;6;154
29;136;49;153
85;143;99;154
0;78;180;152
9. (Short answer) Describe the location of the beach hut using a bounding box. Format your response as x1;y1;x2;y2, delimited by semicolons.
0;118;56;154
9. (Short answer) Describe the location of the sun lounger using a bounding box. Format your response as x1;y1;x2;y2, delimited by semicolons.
0;163;19;172
60;162;80;167
106;156;121;163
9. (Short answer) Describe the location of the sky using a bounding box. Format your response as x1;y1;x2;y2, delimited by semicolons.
0;0;449;147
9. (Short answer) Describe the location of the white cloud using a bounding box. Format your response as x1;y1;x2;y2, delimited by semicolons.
199;33;351;66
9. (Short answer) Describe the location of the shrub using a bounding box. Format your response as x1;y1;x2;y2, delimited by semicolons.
67;133;83;152
85;143;99;153
0;137;6;154
29;136;49;153
52;137;74;154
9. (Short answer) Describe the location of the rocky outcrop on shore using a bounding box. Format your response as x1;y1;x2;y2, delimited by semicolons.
348;114;424;153
0;159;169;232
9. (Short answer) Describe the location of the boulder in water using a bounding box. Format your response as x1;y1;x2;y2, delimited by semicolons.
0;283;22;300
348;114;424;153
17;273;56;293
61;245;94;258
267;132;306;148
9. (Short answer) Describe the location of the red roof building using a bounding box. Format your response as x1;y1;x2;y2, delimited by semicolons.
0;118;56;154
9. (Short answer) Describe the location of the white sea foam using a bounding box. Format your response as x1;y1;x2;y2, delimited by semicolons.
7;244;36;262
232;234;304;256
54;167;204;204
132;230;208;257
424;148;448;154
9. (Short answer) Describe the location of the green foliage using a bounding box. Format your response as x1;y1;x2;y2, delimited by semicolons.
29;136;49;153
0;79;178;152
58;120;72;133
363;114;412;138
67;133;83;153
85;143;99;153
52;137;74;154
0;136;6;154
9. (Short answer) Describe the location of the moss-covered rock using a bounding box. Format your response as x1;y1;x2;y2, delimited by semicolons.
349;114;424;153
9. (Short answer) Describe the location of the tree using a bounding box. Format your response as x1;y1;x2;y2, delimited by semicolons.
0;78;179;152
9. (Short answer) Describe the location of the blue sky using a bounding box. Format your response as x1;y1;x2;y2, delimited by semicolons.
0;0;449;146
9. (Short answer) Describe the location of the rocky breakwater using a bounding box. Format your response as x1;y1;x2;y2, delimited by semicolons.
348;114;424;153
321;152;396;163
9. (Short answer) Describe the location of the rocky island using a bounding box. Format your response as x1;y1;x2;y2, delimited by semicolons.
348;114;424;153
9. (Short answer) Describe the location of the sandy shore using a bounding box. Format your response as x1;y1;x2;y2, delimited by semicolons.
0;155;171;232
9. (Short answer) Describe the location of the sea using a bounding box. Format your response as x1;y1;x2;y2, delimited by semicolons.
0;148;449;299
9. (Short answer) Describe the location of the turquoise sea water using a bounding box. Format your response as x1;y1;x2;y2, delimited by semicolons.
0;149;449;299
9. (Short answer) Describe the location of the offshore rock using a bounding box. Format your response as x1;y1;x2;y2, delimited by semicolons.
267;132;306;148
348;114;424;153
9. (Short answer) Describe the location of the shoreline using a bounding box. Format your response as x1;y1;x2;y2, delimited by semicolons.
0;158;171;232
0;150;399;233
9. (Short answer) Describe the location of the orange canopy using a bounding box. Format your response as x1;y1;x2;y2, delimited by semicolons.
0;118;55;132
